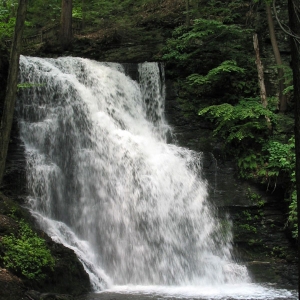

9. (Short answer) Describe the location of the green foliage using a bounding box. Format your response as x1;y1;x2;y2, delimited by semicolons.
198;97;275;142
72;0;153;26
1;220;55;280
288;190;297;238
268;64;294;96
0;16;15;39
264;138;295;176
199;97;296;238
239;224;257;233
163;18;251;64
242;210;253;221
163;15;258;119
270;246;287;259
281;65;294;95
72;6;82;19
0;0;18;19
246;188;264;205
238;153;264;179
248;238;262;246
0;0;17;39
240;136;295;188
17;82;45;91
26;0;60;29
187;60;245;86
197;0;249;23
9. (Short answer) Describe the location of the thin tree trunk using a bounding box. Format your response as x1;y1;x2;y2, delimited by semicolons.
0;0;28;185
185;0;190;27
287;0;300;296
60;0;73;50
266;3;287;112
82;0;85;29
253;33;272;129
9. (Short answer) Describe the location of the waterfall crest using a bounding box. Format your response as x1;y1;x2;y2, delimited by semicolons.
17;56;249;290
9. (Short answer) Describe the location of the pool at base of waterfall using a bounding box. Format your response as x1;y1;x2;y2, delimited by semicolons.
76;284;298;300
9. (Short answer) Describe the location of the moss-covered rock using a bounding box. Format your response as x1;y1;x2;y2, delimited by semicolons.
0;193;91;297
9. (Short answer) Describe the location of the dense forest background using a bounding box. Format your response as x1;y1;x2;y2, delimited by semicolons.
0;0;300;298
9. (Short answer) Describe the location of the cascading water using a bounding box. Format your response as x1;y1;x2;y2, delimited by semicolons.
16;56;296;299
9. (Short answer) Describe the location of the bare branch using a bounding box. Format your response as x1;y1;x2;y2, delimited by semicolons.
273;0;300;43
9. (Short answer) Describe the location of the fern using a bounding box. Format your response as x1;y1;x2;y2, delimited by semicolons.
187;60;245;86
199;98;275;141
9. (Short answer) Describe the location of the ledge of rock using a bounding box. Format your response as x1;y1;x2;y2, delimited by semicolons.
0;193;92;297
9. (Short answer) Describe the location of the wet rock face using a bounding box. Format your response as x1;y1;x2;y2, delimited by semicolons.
36;240;92;296
229;202;298;289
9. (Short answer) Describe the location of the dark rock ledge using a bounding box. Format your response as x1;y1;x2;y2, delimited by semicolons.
25;290;74;300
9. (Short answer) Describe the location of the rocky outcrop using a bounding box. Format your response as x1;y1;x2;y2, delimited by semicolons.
0;193;91;298
25;290;75;300
0;268;26;300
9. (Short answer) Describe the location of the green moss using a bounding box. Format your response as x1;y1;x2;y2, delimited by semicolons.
1;219;55;280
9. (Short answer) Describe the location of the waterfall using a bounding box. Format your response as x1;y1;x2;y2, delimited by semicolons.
17;56;249;290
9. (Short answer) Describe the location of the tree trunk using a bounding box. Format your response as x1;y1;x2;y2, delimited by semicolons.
185;0;190;27
287;0;300;295
82;0;85;29
253;33;272;130
266;3;287;112
0;0;28;185
253;34;268;108
60;0;73;50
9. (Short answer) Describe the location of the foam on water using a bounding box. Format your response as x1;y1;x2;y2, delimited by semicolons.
97;285;297;300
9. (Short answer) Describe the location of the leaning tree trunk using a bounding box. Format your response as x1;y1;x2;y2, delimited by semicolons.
253;33;272;130
60;0;73;50
0;0;28;185
287;0;300;295
266;3;287;112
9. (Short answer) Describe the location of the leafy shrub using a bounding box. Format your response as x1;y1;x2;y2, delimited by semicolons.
198;97;276;143
288;190;297;238
163;16;258;118
1;220;55;279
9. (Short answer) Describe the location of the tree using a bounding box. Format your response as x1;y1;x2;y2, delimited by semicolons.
81;0;85;29
253;33;272;129
253;33;268;109
265;2;287;112
254;0;288;112
0;0;28;185
60;0;72;49
287;0;300;294
185;0;190;27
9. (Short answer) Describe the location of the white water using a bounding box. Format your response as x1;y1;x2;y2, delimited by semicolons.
17;56;296;299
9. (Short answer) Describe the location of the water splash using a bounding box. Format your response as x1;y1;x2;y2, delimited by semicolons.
17;56;249;289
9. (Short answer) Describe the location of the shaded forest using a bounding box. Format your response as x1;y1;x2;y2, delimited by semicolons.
0;0;300;298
